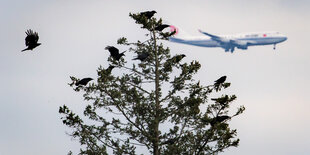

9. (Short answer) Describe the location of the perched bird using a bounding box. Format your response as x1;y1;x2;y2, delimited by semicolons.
163;54;186;72
76;78;93;86
132;52;150;61
162;138;178;145
105;46;125;60
155;24;170;31
140;10;157;19
22;29;41;52
210;115;230;127
171;54;186;63
214;76;227;85
211;95;229;105
105;65;115;74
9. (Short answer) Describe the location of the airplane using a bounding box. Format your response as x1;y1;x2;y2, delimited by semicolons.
168;25;287;53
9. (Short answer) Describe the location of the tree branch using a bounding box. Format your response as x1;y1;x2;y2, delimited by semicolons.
102;88;153;147
117;65;155;80
127;82;151;95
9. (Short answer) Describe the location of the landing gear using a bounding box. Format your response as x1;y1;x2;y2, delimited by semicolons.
273;44;276;50
230;47;235;53
224;46;235;53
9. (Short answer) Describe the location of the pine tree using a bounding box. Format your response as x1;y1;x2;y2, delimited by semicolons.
59;12;245;155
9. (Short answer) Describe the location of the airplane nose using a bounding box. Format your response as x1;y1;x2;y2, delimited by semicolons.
281;36;287;42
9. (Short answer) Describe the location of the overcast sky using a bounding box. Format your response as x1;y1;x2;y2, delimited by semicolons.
1;0;310;154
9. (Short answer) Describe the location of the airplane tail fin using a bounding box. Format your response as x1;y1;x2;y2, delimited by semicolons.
169;25;191;39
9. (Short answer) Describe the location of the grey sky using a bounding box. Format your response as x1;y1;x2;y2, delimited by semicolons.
1;0;309;154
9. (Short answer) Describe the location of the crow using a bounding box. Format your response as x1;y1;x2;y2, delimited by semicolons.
155;24;170;31
105;46;125;60
132;52;149;61
211;95;229;105
162;138;178;145
163;54;186;72
140;10;157;19
214;76;227;85
105;65;115;74
76;78;93;86
22;29;41;52
210;115;230;127
171;54;186;63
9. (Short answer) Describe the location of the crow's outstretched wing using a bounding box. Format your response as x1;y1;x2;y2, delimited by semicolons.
25;29;39;46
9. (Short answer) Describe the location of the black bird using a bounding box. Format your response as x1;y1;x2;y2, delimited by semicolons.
105;65;115;74
163;54;186;72
76;78;93;86
214;76;227;85
172;54;186;63
105;46;125;60
211;95;229;105
162;138;178;145
210;115;230;127
22;29;41;52
140;10;157;19
132;52;150;61
155;24;170;31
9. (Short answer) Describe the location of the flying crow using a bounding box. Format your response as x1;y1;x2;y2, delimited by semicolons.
76;78;93;86
155;24;170;31
132;52;149;61
22;29;41;52
105;46;125;60
140;10;157;19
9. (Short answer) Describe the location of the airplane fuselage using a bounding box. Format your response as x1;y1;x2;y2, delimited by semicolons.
169;31;287;52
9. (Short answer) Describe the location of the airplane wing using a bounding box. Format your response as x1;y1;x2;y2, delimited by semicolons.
198;29;228;43
198;29;256;52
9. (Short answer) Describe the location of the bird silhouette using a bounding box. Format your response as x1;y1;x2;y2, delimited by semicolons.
211;95;229;105
214;76;227;85
132;52;149;61
105;46;125;60
22;29;41;52
210;115;230;127
76;78;93;86
171;54;186;63
105;65;115;74
163;54;186;72
155;24;170;31
140;10;157;19
162;138;178;145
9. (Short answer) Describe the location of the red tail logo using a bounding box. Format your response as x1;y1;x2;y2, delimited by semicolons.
169;25;178;35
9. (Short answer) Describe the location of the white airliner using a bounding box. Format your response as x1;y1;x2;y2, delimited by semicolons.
169;25;287;53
